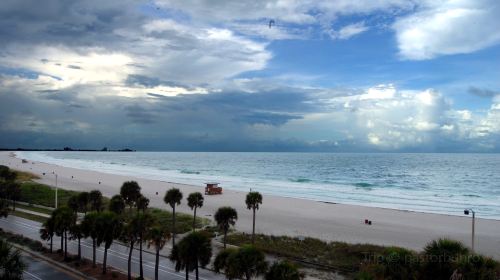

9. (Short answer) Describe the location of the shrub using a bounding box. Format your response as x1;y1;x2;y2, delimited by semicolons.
421;238;469;279
458;254;500;280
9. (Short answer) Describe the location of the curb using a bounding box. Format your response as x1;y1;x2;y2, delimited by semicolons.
11;243;97;280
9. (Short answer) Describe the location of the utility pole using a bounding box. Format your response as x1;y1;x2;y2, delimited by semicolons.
464;208;475;252
55;174;58;209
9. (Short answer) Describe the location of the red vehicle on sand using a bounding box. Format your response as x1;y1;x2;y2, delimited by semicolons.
205;182;222;195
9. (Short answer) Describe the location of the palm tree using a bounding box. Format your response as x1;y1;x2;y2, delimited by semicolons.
0;239;26;279
6;182;21;211
89;190;103;212
121;216;140;280
109;194;126;215
0;198;9;218
136;195;149;213
77;192;90;214
169;232;212;280
266;261;303;280
39;216;56;253
214;245;268;280
96;211;123;274
67;195;79;215
136;212;154;280
245;191;262;244
69;223;84;259
147;225;171;280
164;188;183;246
81;211;100;267
0;165;16;181
53;206;74;260
214;206;238;249
120;181;141;211
187;192;204;231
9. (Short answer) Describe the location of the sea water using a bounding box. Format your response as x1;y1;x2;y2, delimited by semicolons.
16;151;500;219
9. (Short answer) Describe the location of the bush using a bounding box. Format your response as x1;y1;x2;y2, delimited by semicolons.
458;254;499;280
421;238;469;279
381;247;420;279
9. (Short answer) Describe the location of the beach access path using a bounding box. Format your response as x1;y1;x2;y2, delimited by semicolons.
1;152;499;259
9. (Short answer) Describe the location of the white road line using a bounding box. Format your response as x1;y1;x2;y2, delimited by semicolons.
23;270;43;280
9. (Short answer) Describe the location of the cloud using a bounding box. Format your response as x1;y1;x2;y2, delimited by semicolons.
1;0;499;151
468;86;499;98
394;0;500;60
331;22;369;40
0;1;272;89
157;0;415;40
3;72;499;152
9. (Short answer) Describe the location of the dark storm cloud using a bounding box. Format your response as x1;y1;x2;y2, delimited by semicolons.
468;87;499;98
126;74;186;88
0;0;144;48
125;104;157;124
234;112;302;126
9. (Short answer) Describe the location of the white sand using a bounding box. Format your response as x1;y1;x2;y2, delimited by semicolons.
2;151;499;259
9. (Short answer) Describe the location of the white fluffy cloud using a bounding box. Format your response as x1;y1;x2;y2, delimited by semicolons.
278;84;500;151
330;22;369;40
394;0;500;60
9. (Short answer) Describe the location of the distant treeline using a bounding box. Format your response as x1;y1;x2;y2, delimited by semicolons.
0;147;135;152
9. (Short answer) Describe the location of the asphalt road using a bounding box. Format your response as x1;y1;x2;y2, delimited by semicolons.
22;253;79;280
0;216;225;280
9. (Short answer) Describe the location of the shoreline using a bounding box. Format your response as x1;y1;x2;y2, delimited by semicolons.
2;151;500;259
13;151;500;221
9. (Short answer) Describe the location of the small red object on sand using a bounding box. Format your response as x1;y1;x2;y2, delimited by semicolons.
205;183;223;195
365;219;368;224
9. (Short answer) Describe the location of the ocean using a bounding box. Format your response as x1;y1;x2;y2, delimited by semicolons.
16;151;500;219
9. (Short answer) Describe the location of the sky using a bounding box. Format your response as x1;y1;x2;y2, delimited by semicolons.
0;0;499;152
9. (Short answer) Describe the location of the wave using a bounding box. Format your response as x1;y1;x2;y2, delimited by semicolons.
180;169;201;175
354;182;375;189
463;194;481;198
289;178;312;183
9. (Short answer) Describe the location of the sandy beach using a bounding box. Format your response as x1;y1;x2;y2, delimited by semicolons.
2;151;499;259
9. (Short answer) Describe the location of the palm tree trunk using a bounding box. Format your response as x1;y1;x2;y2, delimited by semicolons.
155;248;160;280
50;236;53;253
139;235;144;279
128;240;134;280
192;206;197;231
223;229;227;249
78;237;81;259
252;208;256;244
64;230;68;260
172;205;176;247
196;261;199;280
103;247;108;274
185;264;189;280
92;238;96;267
60;234;63;252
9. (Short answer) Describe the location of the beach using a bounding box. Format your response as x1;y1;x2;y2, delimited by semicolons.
2;151;500;259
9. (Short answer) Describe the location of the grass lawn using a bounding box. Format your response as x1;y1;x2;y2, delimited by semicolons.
11;210;48;223
19;181;81;208
16;204;53;215
226;233;392;274
13;170;40;181
17;179;209;234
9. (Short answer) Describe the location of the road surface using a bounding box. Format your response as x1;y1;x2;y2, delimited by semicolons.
22;253;79;280
0;216;224;280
